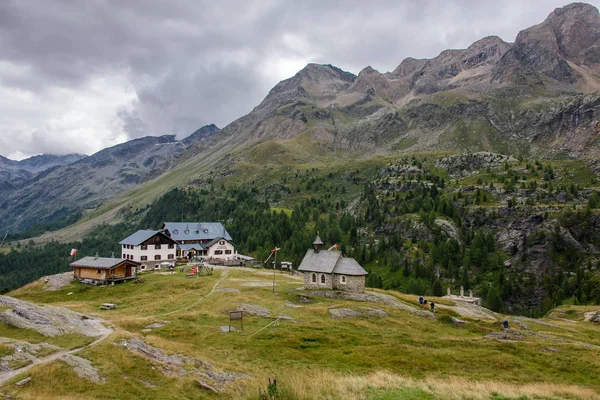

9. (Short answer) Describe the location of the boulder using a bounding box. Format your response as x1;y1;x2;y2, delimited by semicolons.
450;316;467;327
329;308;363;319
235;304;270;318
15;377;31;386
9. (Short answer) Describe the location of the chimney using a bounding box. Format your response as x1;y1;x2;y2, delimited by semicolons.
94;252;99;260
313;232;324;253
447;287;451;296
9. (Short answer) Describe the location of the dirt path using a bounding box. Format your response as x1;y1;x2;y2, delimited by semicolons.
0;328;113;386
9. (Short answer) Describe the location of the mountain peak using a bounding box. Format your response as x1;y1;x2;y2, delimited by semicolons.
493;2;600;85
547;2;599;22
296;63;356;83
182;124;221;145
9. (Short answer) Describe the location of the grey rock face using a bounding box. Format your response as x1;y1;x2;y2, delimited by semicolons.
329;308;363;319
116;338;249;392
60;355;105;383
235;304;271;318
0;296;110;337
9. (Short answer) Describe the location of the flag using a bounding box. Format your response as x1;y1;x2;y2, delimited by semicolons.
328;244;339;251
70;248;78;257
264;247;281;264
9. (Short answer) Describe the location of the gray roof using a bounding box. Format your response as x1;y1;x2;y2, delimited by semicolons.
70;257;139;270
297;249;341;273
203;237;233;248
313;234;324;245
333;258;368;276
162;222;232;242
119;229;175;245
178;244;205;251
297;249;368;276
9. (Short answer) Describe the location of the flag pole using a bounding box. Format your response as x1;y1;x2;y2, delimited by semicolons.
272;247;277;295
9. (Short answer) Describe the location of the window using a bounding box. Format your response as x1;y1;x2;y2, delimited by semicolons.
140;256;148;261
97;269;102;274
311;273;316;283
140;265;147;271
320;274;326;284
167;254;174;259
214;250;223;255
219;240;225;245
195;230;199;234
154;255;161;260
184;229;189;234
122;244;126;249
155;244;161;250
173;229;178;234
225;250;232;254
168;244;174;249
340;275;347;284
141;245;147;250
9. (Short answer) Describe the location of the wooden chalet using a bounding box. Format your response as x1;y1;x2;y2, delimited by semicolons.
71;256;139;285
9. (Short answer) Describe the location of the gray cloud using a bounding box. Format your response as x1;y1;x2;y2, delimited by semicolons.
0;0;596;158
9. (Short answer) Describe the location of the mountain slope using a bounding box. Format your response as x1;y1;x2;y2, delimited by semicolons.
0;126;220;232
0;153;86;192
6;2;600;237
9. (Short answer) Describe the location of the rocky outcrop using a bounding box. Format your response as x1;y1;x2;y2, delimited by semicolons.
306;290;435;320
235;304;271;318
60;354;105;383
116;338;249;391
435;153;515;176
493;3;600;85
0;296;110;337
328;307;388;319
0;341;62;372
42;272;74;291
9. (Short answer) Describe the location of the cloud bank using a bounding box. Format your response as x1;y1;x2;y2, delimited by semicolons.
0;0;590;159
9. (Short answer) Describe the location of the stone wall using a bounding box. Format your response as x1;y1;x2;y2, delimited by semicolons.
303;272;365;292
303;272;333;289
332;274;365;292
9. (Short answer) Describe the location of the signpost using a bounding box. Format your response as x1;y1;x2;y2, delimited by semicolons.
229;310;243;332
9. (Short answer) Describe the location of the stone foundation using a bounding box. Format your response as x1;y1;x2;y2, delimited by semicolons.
302;272;365;292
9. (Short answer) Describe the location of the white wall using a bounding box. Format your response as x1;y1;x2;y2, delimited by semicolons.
206;239;236;260
121;243;176;265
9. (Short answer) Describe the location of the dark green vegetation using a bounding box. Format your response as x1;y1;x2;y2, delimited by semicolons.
3;153;600;317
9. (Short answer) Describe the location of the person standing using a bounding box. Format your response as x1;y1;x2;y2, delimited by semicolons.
430;302;435;313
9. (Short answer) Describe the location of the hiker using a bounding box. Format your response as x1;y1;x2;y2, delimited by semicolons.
503;320;509;331
419;295;424;305
430;302;435;313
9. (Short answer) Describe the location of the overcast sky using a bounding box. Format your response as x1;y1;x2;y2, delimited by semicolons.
0;0;596;160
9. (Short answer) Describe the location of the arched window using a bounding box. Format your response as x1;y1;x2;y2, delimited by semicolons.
340;275;347;284
311;273;316;283
320;274;326;284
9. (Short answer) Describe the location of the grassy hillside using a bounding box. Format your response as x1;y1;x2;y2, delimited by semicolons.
2;267;599;399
